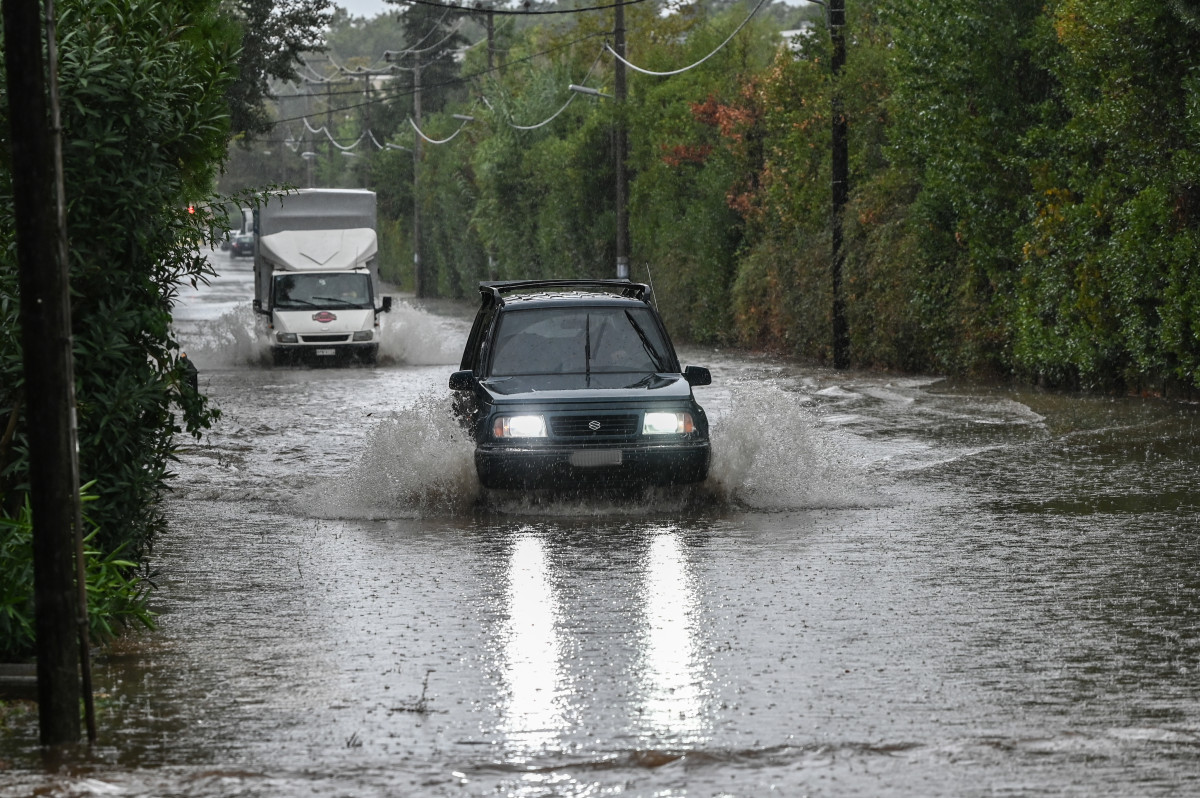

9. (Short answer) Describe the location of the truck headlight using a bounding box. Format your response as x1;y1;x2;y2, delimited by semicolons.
352;330;374;342
276;332;298;343
493;415;547;438
643;412;694;435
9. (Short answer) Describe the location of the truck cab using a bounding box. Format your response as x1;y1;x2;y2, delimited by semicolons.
251;190;392;365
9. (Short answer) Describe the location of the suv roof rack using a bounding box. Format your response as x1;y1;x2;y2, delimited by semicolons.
479;279;649;304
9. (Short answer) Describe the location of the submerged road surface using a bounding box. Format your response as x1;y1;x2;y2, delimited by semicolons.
4;255;1200;796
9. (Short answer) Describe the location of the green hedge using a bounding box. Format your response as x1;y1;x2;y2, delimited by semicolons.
0;0;236;657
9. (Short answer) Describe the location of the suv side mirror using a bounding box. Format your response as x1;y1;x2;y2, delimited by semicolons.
683;365;711;387
378;296;393;313
448;370;477;391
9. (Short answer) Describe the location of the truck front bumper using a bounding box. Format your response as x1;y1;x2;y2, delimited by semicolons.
272;341;378;365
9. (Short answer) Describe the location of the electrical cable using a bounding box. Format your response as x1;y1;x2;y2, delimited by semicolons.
394;0;649;15
301;117;371;150
381;20;466;61
268;29;611;125
393;6;454;53
409;114;472;144
604;0;770;76
488;47;605;130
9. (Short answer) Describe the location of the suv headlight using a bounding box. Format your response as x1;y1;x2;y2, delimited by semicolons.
493;415;547;438
643;412;694;435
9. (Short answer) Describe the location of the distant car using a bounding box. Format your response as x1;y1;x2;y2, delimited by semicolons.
230;232;254;257
449;279;712;490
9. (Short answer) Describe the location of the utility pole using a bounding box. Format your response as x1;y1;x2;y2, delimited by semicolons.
2;0;86;745
325;79;334;181
412;59;425;297
613;0;630;281
829;0;850;369
486;6;495;72
362;71;372;145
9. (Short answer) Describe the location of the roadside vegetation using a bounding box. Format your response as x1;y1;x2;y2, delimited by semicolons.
2;0;1198;661
0;0;328;660
233;0;1200;395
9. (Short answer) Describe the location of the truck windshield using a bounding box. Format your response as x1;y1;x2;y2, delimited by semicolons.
273;273;372;310
489;306;674;376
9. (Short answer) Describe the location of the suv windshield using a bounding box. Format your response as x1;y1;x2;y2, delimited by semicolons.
489;306;672;376
273;273;372;310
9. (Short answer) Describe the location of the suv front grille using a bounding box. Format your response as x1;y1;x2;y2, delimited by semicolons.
551;414;639;438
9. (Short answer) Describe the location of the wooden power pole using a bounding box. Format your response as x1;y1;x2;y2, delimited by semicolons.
2;0;86;745
412;59;424;297
830;0;850;369
613;0;630;281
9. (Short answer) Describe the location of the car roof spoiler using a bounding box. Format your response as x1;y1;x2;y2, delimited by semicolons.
479;279;650;304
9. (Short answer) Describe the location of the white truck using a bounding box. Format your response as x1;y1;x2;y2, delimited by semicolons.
251;188;392;365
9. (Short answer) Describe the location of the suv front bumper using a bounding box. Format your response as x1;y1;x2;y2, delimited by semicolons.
475;439;710;489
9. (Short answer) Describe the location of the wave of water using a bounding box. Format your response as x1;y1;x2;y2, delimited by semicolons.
378;302;466;366
706;381;879;510
304;394;480;520
175;303;269;368
308;380;881;520
173;299;468;370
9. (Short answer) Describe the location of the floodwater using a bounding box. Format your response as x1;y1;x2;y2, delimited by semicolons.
3;255;1200;796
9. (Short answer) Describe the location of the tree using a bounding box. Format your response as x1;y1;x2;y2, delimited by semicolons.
224;0;335;138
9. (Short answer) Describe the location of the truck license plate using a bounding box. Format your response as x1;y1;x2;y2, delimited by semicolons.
570;449;622;467
315;348;336;357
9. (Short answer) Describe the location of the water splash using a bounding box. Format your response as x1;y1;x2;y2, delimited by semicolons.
174;304;270;368
378;301;470;366
305;394;480;519
173;296;469;371
308;380;879;520
706;381;877;510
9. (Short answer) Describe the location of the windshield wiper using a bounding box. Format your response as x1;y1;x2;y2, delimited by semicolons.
624;310;667;372
276;298;318;309
624;373;660;389
311;296;366;308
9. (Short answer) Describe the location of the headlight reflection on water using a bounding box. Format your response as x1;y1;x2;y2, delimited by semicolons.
637;529;710;742
494;526;713;771
500;534;565;751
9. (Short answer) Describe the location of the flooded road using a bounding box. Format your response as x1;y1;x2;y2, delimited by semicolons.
4;256;1200;796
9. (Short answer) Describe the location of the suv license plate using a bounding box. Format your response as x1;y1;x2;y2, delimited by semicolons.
315;348;336;356
570;449;622;468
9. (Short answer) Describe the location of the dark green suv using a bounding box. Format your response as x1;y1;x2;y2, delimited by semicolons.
449;280;712;489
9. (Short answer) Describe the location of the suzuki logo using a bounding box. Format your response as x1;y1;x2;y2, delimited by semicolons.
312;311;337;323
588;420;601;431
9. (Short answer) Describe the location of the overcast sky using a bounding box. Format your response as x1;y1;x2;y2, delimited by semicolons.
335;0;395;18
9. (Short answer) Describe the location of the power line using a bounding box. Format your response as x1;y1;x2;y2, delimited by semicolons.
410;114;474;144
268;29;612;125
382;20;467;60
484;47;605;130
393;0;649;15
270;0;769;139
604;0;770;76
